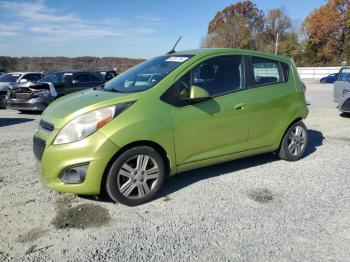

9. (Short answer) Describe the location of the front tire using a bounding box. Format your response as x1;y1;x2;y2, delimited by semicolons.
105;146;165;206
278;121;308;161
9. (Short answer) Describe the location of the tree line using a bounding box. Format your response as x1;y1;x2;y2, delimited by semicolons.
202;0;350;66
0;56;144;73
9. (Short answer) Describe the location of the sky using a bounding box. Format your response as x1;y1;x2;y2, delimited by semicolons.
0;0;326;59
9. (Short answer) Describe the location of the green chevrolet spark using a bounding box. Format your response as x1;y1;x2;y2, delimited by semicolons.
34;48;309;206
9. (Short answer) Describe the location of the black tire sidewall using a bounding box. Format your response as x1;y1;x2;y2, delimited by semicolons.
280;121;308;161
106;146;165;206
0;94;6;109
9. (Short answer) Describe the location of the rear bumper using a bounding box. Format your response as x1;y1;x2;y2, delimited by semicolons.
7;97;53;111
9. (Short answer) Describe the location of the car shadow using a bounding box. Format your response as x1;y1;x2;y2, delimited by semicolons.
157;129;324;199
81;129;324;204
0;117;34;127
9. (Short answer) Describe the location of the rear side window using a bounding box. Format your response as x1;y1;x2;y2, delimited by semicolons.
338;68;350;81
74;74;89;82
88;74;101;82
251;57;285;86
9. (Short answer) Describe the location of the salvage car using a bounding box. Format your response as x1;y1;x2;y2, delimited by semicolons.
334;67;350;113
34;48;309;206
7;71;104;112
0;72;44;109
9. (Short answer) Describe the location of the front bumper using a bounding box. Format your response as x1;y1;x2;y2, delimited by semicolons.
35;129;119;195
7;97;53;111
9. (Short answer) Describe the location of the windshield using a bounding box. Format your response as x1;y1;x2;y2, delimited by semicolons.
103;55;193;93
0;73;22;82
39;72;73;84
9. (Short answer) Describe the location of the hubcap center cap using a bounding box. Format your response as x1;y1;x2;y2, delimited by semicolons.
135;173;143;181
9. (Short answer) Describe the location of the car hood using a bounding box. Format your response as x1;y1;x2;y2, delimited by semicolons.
42;89;138;129
0;82;10;92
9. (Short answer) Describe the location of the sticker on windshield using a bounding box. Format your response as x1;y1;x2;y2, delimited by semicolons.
165;57;189;63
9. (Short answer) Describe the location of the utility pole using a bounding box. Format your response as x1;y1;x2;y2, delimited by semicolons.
275;32;279;55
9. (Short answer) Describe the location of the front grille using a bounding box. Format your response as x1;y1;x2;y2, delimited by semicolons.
33;136;46;161
39;119;54;132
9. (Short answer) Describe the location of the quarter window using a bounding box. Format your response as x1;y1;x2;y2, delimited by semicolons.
251;57;284;85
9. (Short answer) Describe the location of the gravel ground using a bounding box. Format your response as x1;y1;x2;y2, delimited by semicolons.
0;81;349;261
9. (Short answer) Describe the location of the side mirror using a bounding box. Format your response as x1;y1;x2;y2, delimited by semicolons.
20;79;28;83
185;85;210;104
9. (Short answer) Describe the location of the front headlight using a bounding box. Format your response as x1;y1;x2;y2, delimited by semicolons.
54;102;133;145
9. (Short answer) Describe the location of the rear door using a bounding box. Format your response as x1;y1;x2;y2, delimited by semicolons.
245;56;293;149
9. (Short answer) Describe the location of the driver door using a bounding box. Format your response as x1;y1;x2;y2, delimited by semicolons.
165;55;251;166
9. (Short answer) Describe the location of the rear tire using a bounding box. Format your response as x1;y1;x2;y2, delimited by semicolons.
105;146;165;206
278;121;308;161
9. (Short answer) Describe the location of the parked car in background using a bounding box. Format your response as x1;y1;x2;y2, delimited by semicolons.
7;70;104;112
334;67;350;113
320;73;339;83
0;72;44;109
94;70;118;81
34;49;309;206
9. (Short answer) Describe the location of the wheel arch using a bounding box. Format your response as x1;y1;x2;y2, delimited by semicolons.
100;140;172;195
277;117;303;150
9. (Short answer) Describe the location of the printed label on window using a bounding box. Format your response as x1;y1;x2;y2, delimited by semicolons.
165;57;189;63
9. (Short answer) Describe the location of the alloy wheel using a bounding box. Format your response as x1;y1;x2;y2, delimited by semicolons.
287;125;307;156
117;155;160;199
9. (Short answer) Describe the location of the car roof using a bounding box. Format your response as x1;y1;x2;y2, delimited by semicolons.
50;70;89;74
174;48;291;62
7;72;43;74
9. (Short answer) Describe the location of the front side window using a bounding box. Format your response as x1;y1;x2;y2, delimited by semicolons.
177;56;244;98
161;56;244;106
252;57;284;85
338;68;350;81
23;74;42;82
103;55;193;93
39;72;64;84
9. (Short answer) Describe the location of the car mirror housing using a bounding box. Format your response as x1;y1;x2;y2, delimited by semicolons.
184;85;211;104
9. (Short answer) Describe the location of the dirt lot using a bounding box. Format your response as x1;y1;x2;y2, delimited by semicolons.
0;81;349;261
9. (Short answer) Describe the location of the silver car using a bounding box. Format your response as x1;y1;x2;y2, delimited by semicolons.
0;72;45;109
334;67;350;113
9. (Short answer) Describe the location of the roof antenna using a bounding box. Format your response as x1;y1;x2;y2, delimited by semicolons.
167;36;182;55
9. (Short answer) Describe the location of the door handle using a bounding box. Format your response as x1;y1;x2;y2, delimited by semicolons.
234;103;246;110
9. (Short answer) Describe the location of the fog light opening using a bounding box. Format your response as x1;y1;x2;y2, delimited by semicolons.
59;163;89;184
